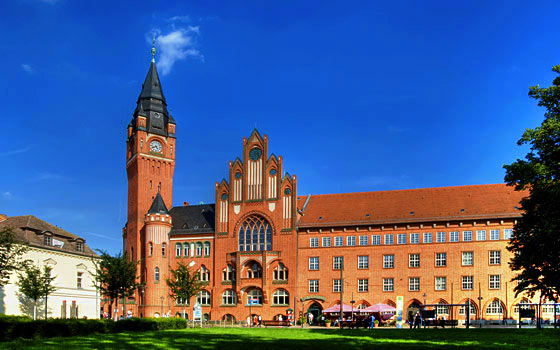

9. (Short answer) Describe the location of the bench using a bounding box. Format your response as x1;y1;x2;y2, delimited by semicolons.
262;320;291;327
424;319;459;327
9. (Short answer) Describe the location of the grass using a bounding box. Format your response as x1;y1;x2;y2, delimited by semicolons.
3;327;560;350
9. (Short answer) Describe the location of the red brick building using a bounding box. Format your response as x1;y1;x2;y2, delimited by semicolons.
121;52;534;323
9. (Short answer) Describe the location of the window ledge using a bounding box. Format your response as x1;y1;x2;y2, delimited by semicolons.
271;304;290;307
272;280;288;284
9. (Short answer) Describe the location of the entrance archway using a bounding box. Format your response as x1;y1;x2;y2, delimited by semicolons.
406;300;422;323
307;302;323;325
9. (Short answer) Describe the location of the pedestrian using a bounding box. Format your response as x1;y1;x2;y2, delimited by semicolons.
253;315;258;327
369;314;375;329
258;315;262;327
247;315;251;327
308;312;314;325
413;311;421;329
408;313;413;329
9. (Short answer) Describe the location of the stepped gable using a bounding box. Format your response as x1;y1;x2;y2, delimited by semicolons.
169;204;216;236
297;183;527;227
0;215;97;256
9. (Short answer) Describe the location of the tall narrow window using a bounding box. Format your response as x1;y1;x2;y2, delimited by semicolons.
183;243;189;257
149;242;153;256
196;243;203;256
162;243;166;257
155;267;160;282
77;272;83;289
176;243;182;257
204;242;211;256
238;215;272;252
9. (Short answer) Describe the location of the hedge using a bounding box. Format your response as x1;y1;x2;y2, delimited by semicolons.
0;316;188;341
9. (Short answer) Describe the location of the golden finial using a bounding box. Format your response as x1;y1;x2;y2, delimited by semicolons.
151;35;156;62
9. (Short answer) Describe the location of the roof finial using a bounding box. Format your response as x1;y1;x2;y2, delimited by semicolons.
151;35;156;63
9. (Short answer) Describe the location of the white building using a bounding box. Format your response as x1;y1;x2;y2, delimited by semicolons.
0;214;100;319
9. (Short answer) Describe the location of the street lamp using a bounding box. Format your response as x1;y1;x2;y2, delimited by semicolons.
350;293;355;321
160;296;164;317
423;293;427;306
477;296;483;328
140;286;145;318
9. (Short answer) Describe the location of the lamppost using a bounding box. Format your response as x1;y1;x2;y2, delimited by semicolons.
160;296;164;317
140;286;145;318
423;293;427;306
350;293;355;321
477;296;483;328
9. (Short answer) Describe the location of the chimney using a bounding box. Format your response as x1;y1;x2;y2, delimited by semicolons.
183;202;189;206
0;214;7;222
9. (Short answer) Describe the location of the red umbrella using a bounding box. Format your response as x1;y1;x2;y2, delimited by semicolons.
323;303;355;313
363;303;396;313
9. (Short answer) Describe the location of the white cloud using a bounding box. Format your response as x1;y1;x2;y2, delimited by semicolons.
152;27;203;76
33;172;70;182
0;146;31;156
2;192;13;199
21;64;33;74
168;15;190;23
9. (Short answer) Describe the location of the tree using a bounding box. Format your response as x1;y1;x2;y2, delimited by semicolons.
166;262;204;319
92;251;142;320
17;263;57;320
0;227;28;286
504;65;560;302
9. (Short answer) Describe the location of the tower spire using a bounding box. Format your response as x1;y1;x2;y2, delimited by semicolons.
151;35;156;63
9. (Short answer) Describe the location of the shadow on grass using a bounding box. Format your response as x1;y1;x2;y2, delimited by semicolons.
5;327;560;350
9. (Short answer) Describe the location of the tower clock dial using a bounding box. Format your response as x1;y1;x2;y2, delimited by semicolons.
150;140;162;153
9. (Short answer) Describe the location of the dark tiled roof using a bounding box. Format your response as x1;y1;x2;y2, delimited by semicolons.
169;204;215;236
0;215;97;257
148;192;169;215
297;184;527;227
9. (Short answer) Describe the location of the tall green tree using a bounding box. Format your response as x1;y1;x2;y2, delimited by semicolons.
0;227;28;286
92;251;142;320
17;264;57;320
166;262;204;319
504;65;560;302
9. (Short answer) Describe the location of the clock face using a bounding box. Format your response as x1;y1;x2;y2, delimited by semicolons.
150;140;162;153
269;168;277;176
153;112;161;119
249;148;262;161
221;193;228;200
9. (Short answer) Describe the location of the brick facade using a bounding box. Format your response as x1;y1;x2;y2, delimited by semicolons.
120;58;537;323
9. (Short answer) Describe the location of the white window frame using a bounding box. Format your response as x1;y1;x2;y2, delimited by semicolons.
423;232;433;243
309;280;319;293
309;257;319;270
397;234;407;244
409;277;420;291
322;237;331;247
462;276;473;290
476;230;486;241
436;232;446;243
490;229;500;240
435;276;447;291
334;236;343;247
384;234;394;245
333;256;343;270
310;237;319;248
409;254;420;268
489;275;501;289
358;279;369;292
347;236;356;246
410;233;420;244
463;231;473;241
435;252;447;267
371;235;381;245
462;251;474;266
504;229;513;239
333;279;342;293
449;231;459;242
489;250;501;265
383;255;394;269
359;235;368;246
383;278;394;292
358;255;369;269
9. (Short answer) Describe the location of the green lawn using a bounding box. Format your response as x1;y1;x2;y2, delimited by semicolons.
3;327;560;350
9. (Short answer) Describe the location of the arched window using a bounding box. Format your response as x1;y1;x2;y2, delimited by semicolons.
197;290;211;306
162;243;166;257
272;289;290;305
223;265;235;281
273;263;288;281
514;299;530;313
458;302;477;315
222;314;236;322
222;290;237;305
175;243;182;257
196;242;203;256
238;215;272;251
246;262;262;279
486;299;503;314
247;289;263;305
204;242;211;256
155;267;160;282
183;243;189;257
199;265;210;282
149;242;153;256
436;301;449;315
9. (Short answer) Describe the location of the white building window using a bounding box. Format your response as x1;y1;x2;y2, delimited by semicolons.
409;277;420;291
310;237;319;248
273;263;288;281
410;233;420;244
359;235;368;246
489;250;501;265
198;265;210;282
358;279;369;292
490;229;500;240
322;237;331;247
272;289;290;305
162;243;166;257
449;231;459;242
222;289;236;305
504;229;513;239
423;232;433;243
175;243;182;257
333;256;343;270
462;276;473;290
486;299;503;314
309;257;319;270
334;236;343;247
409;254;420;268
383;278;394;292
384;234;394;245
436;232;446;243
371;235;381;245
309;280;319;293
204;242;211;256
476;230;486;241
196;242;202;256
358;255;369;269
347;236;356;246
397;234;406;244
435;253;447;267
333;279;342;292
383;255;394;269
77;272;83;289
247;289;263;305
463;231;473;241
462;251;474;266
222;265;235;281
435;276;447;291
489;275;501;289
183;243;189;257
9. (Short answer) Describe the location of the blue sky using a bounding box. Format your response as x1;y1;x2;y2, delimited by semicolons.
1;0;559;254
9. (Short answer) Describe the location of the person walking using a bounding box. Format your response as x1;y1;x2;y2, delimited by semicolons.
369;314;376;329
413;311;422;329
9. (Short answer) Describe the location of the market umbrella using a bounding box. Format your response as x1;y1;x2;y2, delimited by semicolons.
323;303;355;313
363;303;396;313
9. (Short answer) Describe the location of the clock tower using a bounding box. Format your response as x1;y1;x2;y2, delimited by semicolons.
124;41;176;314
